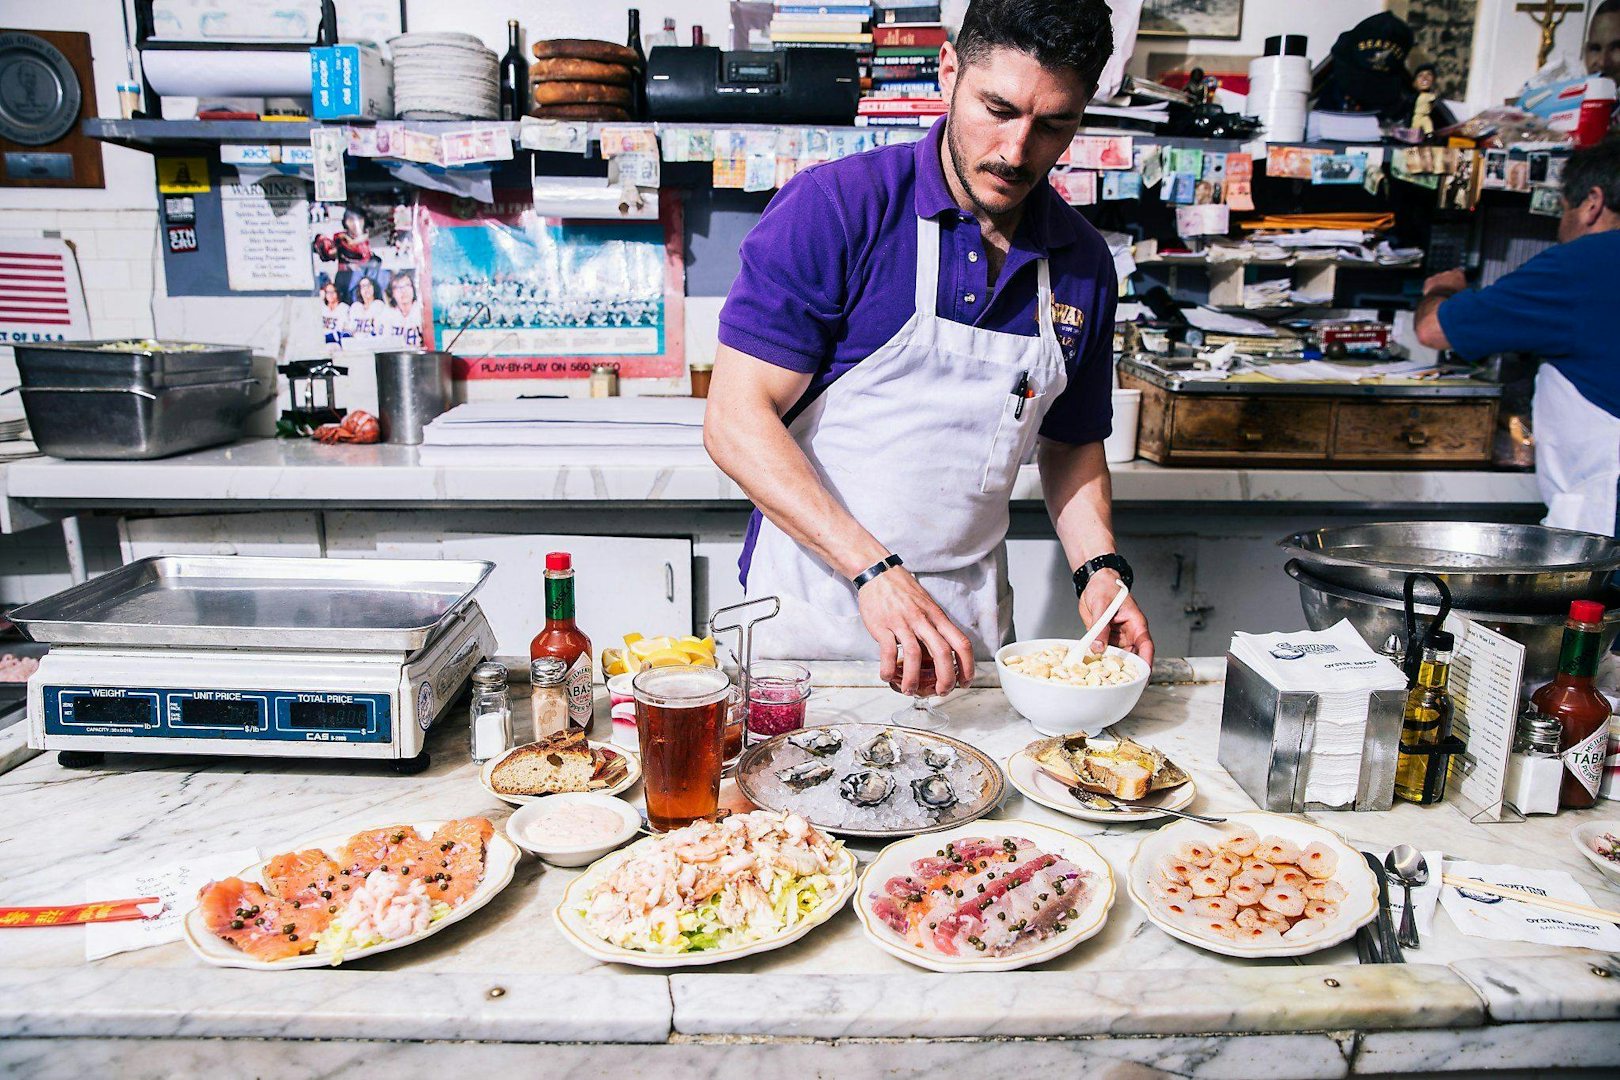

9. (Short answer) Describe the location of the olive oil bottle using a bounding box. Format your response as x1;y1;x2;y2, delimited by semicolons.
1394;630;1456;805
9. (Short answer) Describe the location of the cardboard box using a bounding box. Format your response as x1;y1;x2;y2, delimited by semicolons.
310;43;393;121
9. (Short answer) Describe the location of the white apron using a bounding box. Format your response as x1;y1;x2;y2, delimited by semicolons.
1532;365;1620;536
748;215;1069;660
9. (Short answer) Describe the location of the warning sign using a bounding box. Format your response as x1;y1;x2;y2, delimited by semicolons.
156;157;210;194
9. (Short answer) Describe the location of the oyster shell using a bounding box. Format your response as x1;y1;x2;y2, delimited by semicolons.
786;728;843;757
777;760;835;791
921;745;957;771
855;729;902;768
911;772;957;811
839;769;895;806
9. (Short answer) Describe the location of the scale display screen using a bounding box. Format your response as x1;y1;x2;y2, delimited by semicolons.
174;698;262;728
70;695;155;727
43;686;391;743
286;700;370;731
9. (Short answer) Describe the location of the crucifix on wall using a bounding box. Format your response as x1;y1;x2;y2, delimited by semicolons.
1516;0;1584;70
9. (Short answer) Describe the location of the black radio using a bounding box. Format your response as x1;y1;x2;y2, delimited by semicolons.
646;46;860;124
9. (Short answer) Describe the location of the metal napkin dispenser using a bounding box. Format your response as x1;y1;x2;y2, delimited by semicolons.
1218;653;1407;812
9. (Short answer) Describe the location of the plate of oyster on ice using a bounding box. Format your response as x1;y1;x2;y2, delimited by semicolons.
736;723;1005;838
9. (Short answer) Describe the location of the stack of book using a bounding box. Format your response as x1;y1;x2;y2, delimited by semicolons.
769;3;874;49
856;3;945;127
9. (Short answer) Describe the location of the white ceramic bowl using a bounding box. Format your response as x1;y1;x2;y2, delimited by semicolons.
506;793;642;867
1571;820;1620;885
994;640;1150;736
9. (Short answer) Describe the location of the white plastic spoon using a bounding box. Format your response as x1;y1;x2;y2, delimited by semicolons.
1064;580;1130;667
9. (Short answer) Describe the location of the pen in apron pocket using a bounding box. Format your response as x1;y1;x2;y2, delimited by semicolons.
1013;370;1030;419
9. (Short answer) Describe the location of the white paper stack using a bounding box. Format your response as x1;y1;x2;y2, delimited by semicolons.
1231;620;1408;806
389;32;499;120
420;397;709;458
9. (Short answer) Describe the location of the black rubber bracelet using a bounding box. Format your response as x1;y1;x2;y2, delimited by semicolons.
853;553;903;589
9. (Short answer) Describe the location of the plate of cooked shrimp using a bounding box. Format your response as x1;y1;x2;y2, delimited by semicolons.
1126;811;1378;958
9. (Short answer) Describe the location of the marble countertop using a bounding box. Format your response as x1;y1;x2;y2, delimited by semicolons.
2;667;1616;1065
2;438;1541;509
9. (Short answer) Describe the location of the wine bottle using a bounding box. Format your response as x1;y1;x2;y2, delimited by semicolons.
499;19;528;121
627;8;648;119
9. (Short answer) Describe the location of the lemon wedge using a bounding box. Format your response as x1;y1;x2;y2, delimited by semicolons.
622;632;644;649
642;648;691;668
601;648;627;677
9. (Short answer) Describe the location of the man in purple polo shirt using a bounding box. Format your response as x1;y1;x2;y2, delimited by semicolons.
703;0;1151;693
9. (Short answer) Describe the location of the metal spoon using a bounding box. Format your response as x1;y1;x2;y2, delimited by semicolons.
1386;845;1429;950
1068;786;1226;824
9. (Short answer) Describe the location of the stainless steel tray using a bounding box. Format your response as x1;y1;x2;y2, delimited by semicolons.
9;556;495;652
19;378;267;460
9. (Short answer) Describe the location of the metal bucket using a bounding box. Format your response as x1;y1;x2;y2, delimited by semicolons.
1278;521;1620;613
374;350;454;445
1285;560;1620;687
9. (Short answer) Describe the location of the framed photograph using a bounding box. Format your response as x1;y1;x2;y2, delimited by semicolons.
1140;0;1244;40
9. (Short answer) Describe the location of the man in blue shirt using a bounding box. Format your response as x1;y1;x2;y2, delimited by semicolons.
703;0;1151;687
1416;138;1620;534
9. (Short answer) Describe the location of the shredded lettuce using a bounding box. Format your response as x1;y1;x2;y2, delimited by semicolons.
315;900;454;966
584;867;843;955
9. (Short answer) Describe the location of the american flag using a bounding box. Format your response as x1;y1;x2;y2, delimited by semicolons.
0;239;89;336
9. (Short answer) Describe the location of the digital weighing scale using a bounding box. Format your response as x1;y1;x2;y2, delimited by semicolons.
10;555;497;773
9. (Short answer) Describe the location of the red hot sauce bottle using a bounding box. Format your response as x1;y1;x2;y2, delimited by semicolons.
1529;600;1612;809
530;552;594;731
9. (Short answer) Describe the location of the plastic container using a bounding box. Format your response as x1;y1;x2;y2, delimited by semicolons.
1104;388;1141;463
1576;77;1617;148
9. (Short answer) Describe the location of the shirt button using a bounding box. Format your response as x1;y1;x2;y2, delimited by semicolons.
968;251;980;263
964;293;977;304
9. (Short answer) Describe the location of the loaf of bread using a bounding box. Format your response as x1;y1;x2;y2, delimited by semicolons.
530;103;633;121
532;57;635;85
532;38;640;64
490;730;597;795
533;80;633;107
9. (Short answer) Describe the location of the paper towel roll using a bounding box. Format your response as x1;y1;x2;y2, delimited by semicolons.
1248;54;1312;92
143;48;312;98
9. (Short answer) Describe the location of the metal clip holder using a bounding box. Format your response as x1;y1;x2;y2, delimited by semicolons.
708;596;780;740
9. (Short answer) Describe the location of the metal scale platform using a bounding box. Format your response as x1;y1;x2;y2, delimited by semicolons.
9;556;497;773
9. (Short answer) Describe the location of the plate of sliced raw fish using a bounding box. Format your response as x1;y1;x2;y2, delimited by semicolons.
854;820;1116;972
1127;811;1377;958
185;817;519;969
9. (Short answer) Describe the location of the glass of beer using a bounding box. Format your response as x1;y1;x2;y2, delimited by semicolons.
888;645;958;729
632;665;731;831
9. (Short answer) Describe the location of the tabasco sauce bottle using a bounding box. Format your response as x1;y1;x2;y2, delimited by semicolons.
1529;600;1611;809
531;552;593;731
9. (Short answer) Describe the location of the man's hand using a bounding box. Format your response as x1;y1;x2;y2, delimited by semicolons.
856;569;975;696
1422;268;1466;297
1078;570;1154;666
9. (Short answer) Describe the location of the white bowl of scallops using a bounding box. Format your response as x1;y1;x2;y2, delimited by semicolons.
994;639;1150;736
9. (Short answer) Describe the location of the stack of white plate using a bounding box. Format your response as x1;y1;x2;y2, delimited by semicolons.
389;32;500;120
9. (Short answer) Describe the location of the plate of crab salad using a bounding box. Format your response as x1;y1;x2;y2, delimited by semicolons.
553;809;858;967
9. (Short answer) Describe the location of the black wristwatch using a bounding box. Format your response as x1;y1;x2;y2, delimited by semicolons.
1073;553;1133;597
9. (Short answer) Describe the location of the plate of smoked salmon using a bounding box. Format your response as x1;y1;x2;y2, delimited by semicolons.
184;817;519;969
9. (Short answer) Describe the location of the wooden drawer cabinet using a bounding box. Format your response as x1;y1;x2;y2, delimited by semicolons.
1169;397;1333;457
1122;371;1499;468
1333;401;1495;462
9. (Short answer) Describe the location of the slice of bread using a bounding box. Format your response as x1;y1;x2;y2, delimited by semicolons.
491;732;598;795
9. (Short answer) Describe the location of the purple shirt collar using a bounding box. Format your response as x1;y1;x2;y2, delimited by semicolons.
913;116;1080;256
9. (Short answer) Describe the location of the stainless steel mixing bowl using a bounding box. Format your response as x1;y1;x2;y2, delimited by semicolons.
1286;561;1620;686
1278;521;1620;613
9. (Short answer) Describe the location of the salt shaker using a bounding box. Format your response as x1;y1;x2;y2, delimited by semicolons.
468;661;513;764
530;657;570;742
1504;707;1564;816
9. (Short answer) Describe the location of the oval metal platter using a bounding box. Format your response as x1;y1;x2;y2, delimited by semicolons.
735;722;1005;840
